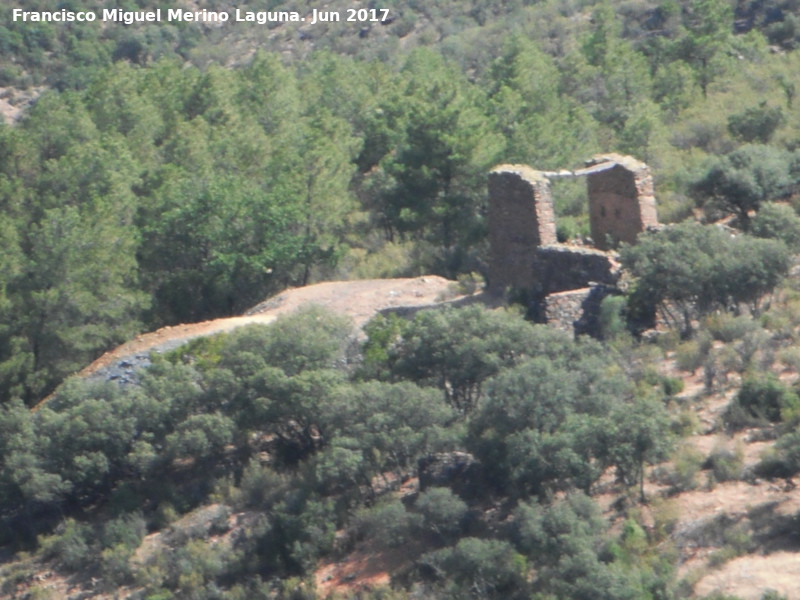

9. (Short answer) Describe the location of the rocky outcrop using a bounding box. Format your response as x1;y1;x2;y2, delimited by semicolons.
418;451;482;499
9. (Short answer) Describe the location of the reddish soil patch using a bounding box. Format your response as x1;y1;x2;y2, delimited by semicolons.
315;540;425;597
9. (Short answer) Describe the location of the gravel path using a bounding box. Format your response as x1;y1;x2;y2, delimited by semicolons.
36;276;461;407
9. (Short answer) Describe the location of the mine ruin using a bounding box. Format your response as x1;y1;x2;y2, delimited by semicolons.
488;153;658;333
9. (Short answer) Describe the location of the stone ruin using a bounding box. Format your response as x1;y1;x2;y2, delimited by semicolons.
487;153;658;334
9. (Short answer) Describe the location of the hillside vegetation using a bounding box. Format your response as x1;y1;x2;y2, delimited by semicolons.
4;0;800;598
3;0;800;403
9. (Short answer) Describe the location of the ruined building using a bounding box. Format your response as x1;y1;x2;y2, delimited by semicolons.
487;153;658;333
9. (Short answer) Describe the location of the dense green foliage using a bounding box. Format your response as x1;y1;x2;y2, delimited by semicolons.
0;306;679;598
621;222;790;335
5;1;800;596
2;0;800;404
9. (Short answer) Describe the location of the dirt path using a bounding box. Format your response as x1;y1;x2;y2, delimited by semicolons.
36;277;461;409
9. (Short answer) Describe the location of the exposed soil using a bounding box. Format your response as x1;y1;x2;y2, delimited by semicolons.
650;365;800;599
693;551;800;599
0;86;43;124
36;276;465;409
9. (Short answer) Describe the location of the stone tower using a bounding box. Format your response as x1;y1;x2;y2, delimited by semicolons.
584;154;658;250
488;165;557;294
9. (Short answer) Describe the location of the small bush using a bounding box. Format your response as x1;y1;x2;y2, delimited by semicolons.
734;329;772;373
23;586;54;600
707;545;739;568
418;538;528;599
662;375;685;399
705;314;760;343
415;487;468;543
727;103;784;144
724;375;800;429
456;272;485;295
757;431;800;478
599;295;628;341
755;447;793;479
676;334;712;374
237;459;286;510
704;442;745;483
707;523;755;568
671;408;702;437
39;519;94;571
102;512;146;551
100;544;135;587
714;345;743;378
654;446;704;492
651;498;680;541
351;499;420;547
556;216;583;243
778;346;800;373
752;203;800;251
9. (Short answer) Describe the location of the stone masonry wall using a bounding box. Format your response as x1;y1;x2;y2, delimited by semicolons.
529;245;620;298
542;285;618;336
488;165;557;294
586;154;658;250
487;154;657;335
543;288;593;331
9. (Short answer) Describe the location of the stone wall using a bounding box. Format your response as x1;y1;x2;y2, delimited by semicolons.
529;244;620;297
486;154;657;335
542;288;593;331
488;165;556;294
585;154;658;250
541;285;618;336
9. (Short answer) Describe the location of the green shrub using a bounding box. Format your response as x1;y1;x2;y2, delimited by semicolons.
599;295;628;341
755;446;794;479
144;592;174;600
100;543;135;587
662;376;685;399
707;523;755;568
102;512;146;551
39;518;93;571
654;446;704;492
672;408;702;437
651;498;680;541
705;313;760;343
757;431;800;478
676;334;712;374
418;538;528;599
556;216;583;243
778;346;800;373
23;586;54;600
237;459;286;510
725;375;799;429
351;499;420;547
415;487;468;543
704;442;744;483
456;271;485;295
727;103;784;143
752;203;800;251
